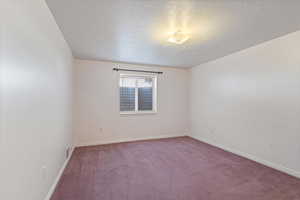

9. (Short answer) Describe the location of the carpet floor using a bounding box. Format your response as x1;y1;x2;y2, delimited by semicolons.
51;136;300;200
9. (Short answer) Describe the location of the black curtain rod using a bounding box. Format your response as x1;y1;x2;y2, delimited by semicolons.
113;68;163;74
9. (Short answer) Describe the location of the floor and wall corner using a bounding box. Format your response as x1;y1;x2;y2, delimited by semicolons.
1;1;300;200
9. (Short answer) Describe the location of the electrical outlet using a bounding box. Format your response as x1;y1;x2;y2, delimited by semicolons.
41;165;47;181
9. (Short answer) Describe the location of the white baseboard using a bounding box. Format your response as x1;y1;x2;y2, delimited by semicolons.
76;134;186;147
189;135;300;179
44;147;74;200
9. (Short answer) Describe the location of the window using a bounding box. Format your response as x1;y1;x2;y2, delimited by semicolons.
119;74;157;114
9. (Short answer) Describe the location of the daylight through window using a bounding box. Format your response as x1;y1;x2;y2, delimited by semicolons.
119;74;157;113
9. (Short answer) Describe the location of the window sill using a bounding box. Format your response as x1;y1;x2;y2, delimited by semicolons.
120;111;157;115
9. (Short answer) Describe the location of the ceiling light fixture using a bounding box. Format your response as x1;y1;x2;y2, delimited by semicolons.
167;30;189;44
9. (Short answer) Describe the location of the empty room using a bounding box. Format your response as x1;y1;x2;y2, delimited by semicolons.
1;0;300;200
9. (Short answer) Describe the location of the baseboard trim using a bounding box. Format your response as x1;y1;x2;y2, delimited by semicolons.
76;134;186;147
189;135;300;179
44;147;74;200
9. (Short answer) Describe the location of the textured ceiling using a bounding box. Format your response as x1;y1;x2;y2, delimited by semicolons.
46;0;300;68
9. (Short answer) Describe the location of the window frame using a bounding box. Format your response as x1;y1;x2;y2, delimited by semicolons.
119;73;157;115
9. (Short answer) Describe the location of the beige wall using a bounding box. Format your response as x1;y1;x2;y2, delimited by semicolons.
189;31;300;178
73;59;189;146
0;1;73;200
2;2;300;200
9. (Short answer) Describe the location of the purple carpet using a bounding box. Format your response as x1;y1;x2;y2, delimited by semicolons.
51;136;300;200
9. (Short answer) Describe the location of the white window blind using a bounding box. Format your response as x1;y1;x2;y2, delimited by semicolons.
119;74;157;114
